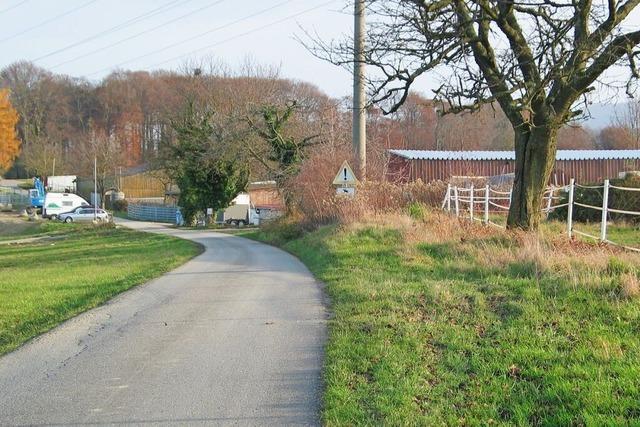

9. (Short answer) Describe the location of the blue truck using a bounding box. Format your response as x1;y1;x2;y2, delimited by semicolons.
28;177;46;213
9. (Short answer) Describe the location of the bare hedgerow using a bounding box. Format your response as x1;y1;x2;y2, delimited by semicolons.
285;129;448;226
290;151;447;225
292;180;448;225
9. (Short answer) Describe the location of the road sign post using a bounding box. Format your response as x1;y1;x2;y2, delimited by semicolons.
333;161;358;197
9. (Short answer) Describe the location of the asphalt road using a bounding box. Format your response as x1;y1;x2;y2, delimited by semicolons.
0;220;327;426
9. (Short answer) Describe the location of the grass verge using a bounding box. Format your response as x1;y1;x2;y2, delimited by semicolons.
246;213;640;425
572;222;640;248
0;224;201;355
0;219;85;241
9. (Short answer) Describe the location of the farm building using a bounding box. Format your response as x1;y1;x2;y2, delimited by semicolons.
247;181;285;211
387;149;640;185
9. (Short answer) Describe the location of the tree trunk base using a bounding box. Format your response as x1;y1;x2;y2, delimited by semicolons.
507;126;557;231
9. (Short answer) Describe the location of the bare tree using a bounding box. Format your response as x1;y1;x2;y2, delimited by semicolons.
599;124;634;148
20;135;65;177
74;126;123;208
309;0;640;229
246;101;320;210
615;100;640;148
557;124;597;149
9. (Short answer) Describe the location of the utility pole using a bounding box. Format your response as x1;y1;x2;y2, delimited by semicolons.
353;0;366;180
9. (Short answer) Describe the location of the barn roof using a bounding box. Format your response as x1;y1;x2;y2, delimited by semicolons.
389;149;640;161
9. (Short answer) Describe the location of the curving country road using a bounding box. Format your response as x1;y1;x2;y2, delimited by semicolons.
0;219;327;426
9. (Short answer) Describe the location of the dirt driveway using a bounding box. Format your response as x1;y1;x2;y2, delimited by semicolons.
0;212;37;237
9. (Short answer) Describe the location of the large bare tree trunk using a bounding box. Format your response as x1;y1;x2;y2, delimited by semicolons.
507;125;558;230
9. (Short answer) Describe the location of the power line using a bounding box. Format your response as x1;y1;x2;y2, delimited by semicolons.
144;0;337;71
0;0;29;14
0;0;101;43
32;0;197;63
90;0;296;75
107;0;336;77
49;0;227;70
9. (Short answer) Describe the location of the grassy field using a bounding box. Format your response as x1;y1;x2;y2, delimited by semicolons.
0;218;84;241
571;222;640;248
462;210;640;249
0;223;201;355
247;213;640;425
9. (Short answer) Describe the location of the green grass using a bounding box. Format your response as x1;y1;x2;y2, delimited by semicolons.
247;218;640;425
457;212;640;249
0;219;86;241
112;210;128;219
0;225;201;355
572;222;640;248
606;224;640;247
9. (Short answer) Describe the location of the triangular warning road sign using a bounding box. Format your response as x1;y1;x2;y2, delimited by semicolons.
332;161;358;186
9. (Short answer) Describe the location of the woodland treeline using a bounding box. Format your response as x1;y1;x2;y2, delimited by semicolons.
0;60;340;180
1;60;638;181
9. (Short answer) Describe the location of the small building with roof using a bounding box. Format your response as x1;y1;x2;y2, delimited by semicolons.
387;149;640;185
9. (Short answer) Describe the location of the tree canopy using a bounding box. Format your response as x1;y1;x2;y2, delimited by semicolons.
163;101;249;224
246;101;320;210
0;88;21;173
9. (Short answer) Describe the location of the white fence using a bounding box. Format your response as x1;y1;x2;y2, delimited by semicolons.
442;179;640;252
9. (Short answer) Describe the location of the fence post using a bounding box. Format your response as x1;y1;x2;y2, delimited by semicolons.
545;185;554;217
446;184;451;212
600;179;610;242
442;184;451;211
484;185;490;225
454;186;460;217
469;184;474;221
567;178;575;239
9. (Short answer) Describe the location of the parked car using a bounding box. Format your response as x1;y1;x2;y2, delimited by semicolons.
61;205;92;215
59;208;111;223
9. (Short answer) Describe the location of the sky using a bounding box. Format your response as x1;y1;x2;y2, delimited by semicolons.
0;0;357;97
0;0;638;127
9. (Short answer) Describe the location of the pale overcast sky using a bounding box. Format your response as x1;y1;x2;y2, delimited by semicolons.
0;0;358;97
0;0;638;108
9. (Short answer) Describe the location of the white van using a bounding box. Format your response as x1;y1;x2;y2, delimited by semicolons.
43;193;90;219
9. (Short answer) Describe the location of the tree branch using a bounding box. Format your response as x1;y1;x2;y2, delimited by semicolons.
454;0;524;127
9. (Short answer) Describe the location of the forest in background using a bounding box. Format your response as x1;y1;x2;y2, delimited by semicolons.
1;59;639;181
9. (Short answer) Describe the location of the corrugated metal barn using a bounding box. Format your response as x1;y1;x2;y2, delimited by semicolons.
387;149;640;185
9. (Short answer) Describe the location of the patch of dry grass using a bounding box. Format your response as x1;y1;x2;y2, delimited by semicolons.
357;209;640;292
619;272;640;299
